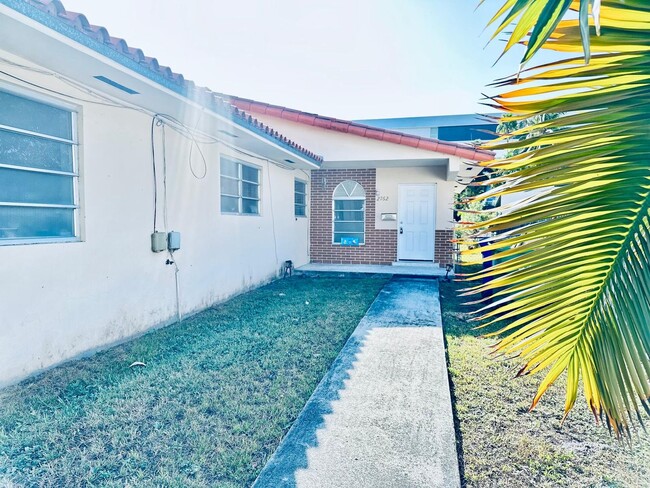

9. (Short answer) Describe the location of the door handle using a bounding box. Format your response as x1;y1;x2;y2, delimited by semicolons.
399;227;404;234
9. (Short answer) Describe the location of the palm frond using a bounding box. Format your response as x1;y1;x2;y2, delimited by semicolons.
468;0;650;436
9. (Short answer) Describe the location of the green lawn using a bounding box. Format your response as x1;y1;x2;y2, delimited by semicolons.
441;271;650;488
0;275;388;487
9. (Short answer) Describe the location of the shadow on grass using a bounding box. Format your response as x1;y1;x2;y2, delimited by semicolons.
439;264;510;340
439;264;509;488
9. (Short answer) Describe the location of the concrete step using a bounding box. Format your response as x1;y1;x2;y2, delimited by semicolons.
391;261;440;268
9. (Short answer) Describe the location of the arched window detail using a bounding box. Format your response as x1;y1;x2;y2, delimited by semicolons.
333;180;366;244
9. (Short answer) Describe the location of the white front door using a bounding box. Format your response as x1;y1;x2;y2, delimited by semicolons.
397;184;436;261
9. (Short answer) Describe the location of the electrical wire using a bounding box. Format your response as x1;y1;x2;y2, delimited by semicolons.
0;57;315;323
266;161;280;268
162;122;169;231
0;60;311;177
2;57;314;272
187;133;208;179
0;69;127;108
150;116;159;233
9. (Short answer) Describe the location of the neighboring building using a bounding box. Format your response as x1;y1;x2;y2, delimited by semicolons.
0;0;492;386
355;114;499;144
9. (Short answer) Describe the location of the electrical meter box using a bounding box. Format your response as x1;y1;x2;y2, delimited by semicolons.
168;231;181;251
151;232;167;253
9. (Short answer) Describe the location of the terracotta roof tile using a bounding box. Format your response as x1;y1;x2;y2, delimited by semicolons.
218;96;494;161
85;24;110;43
348;125;367;137
382;132;403;145
108;36;129;54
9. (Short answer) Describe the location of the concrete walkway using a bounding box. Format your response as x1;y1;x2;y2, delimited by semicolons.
254;277;460;488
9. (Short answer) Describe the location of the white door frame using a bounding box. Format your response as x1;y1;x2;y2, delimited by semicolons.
397;183;436;261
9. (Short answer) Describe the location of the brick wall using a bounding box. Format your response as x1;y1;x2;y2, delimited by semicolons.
310;168;396;264
434;229;454;266
309;169;455;265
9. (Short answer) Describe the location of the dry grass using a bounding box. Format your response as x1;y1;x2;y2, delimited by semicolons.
441;271;650;488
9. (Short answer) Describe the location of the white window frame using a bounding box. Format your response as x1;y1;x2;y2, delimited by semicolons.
294;178;307;218
332;180;365;245
0;84;80;246
219;156;261;216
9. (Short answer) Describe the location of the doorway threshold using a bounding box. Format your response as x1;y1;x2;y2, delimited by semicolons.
392;261;440;268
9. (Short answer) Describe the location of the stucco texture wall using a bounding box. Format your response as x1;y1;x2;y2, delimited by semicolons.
243;113;452;164
0;60;310;386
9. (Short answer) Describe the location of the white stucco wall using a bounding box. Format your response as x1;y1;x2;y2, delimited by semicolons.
243;114;451;165
0;60;310;387
374;167;455;231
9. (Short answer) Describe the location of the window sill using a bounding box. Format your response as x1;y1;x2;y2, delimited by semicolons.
0;237;82;246
220;212;262;217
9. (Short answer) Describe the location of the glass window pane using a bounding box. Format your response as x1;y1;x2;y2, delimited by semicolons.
295;204;306;217
0;91;72;140
0;206;74;239
333;233;365;244
242;198;259;215
334;210;364;221
241;164;259;183
0;130;74;172
220;158;239;178
334;180;365;198
0;168;74;205
295;180;306;193
334;221;364;233
220;176;239;196
334;199;364;211
295;192;306;205
221;195;239;213
242;182;259;199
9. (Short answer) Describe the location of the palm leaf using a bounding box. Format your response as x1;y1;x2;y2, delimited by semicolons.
466;0;650;436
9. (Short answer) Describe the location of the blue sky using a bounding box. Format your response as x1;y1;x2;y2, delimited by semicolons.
60;1;528;119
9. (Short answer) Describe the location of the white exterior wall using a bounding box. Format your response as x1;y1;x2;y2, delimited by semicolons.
374;167;455;231
241;114;451;164
0;61;310;387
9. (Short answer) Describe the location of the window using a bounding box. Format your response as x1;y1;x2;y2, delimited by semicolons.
333;180;365;244
295;179;307;217
220;157;260;215
436;124;498;142
0;88;78;243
